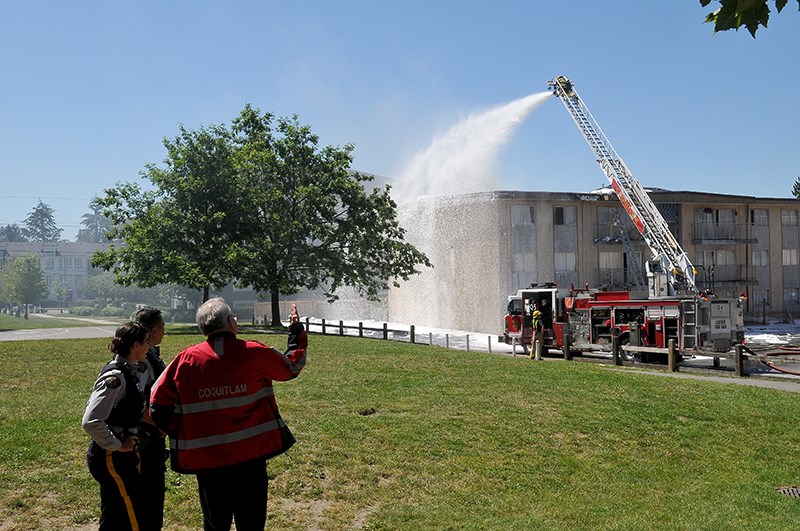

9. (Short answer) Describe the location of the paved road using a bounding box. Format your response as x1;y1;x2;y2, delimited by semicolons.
0;314;119;342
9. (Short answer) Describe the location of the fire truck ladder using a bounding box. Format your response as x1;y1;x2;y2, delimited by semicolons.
613;210;647;292
547;76;698;296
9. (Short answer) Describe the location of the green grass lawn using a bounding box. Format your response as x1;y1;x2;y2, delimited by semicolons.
2;333;800;530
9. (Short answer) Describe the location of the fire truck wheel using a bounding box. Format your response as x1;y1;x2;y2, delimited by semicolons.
618;336;640;362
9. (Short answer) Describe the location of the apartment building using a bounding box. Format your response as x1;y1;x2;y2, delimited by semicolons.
388;188;800;334
0;241;108;302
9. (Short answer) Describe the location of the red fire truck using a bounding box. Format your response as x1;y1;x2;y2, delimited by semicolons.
503;283;745;361
502;77;746;361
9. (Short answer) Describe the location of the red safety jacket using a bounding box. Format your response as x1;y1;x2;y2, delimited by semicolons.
150;332;305;473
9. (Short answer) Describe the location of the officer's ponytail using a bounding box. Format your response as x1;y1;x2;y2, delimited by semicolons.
109;322;149;358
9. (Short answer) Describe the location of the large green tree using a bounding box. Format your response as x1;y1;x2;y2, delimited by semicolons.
22;200;63;242
76;198;113;243
231;105;431;325
701;0;799;36
0;254;46;317
93;123;241;302
94;104;430;324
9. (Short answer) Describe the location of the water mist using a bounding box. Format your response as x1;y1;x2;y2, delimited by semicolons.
389;92;553;333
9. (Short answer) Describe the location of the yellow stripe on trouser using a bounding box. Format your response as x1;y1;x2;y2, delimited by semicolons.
106;450;139;531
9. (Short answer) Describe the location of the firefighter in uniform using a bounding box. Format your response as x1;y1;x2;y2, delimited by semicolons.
135;306;168;530
150;297;307;531
82;322;151;531
530;309;544;361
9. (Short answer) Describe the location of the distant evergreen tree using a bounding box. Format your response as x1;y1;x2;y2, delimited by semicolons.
0;224;28;242
793;177;800;200
76;198;112;242
22;200;63;242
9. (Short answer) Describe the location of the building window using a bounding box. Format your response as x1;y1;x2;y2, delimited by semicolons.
74;257;84;269
657;204;679;223
697;250;735;266
554;206;576;226
599;251;622;270
752;249;769;267
511;205;535;225
751;209;768;226
45;257;54;270
783;289;800;312
555;252;576;271
783;249;799;266
781;210;798;226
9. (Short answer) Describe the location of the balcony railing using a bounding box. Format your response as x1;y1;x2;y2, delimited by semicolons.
596;268;646;289
692;223;756;243
594;223;643;243
693;264;757;285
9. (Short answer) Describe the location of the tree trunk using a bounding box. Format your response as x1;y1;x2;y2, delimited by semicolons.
203;286;210;302
270;289;281;327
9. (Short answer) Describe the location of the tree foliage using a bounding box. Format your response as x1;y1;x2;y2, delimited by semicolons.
0;254;46;308
76;198;113;243
231;106;431;323
22;200;63;242
793;177;800;199
93;123;242;302
701;0;798;36
0;224;28;242
94;104;430;323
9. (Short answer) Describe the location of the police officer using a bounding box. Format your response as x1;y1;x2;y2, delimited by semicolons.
82;321;151;531
135;306;168;530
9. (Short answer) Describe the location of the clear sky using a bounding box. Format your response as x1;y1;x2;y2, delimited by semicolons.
1;1;798;239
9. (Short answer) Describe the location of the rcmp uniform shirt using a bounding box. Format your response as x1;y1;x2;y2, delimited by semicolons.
82;355;145;451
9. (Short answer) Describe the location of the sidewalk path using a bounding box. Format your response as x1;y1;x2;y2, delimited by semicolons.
0;314;119;342
606;367;800;394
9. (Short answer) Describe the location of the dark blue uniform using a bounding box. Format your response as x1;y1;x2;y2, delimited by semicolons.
139;346;167;530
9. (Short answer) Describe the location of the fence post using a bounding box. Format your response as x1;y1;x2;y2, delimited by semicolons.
446;334;450;349
511;338;517;357
466;334;470;352
488;335;492;355
321;319;326;335
612;336;621;366
305;317;309;331
410;325;415;344
735;344;745;377
383;322;388;340
668;339;677;372
339;320;344;336
359;322;363;338
429;332;433;346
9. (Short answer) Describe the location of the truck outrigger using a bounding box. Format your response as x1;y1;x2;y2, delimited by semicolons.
502;77;745;361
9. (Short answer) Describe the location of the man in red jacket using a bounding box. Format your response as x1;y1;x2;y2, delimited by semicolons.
150;297;306;531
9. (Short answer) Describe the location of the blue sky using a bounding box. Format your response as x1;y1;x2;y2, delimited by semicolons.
1;1;798;239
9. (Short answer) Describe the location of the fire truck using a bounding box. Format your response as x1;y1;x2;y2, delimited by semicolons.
502;76;745;360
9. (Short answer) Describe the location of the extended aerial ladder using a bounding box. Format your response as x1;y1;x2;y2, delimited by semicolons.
547;75;698;297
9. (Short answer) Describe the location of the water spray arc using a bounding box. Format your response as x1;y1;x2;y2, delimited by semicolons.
389;92;552;333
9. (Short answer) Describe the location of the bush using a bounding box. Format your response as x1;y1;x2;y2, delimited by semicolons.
99;306;127;318
68;306;96;316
